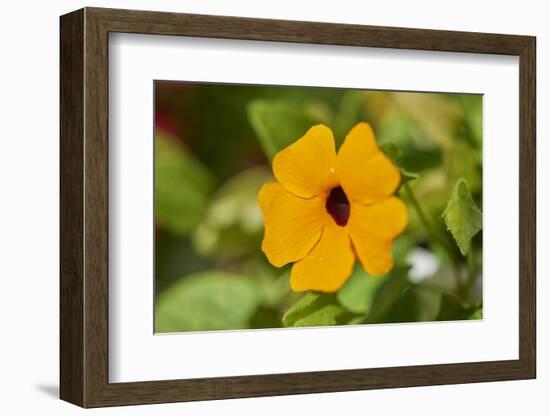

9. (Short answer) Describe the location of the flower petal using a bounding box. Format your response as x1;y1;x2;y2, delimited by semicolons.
336;122;400;204
352;239;394;276
272;124;337;198
290;223;355;292
259;182;328;267
347;197;408;275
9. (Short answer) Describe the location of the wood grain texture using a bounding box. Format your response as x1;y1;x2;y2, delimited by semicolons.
518;38;536;376
83;9;110;406
59;8;84;406
88;7;532;54
59;7;537;408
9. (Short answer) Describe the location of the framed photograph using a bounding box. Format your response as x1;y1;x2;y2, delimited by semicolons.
60;7;536;408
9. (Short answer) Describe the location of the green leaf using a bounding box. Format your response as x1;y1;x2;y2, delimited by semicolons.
155;271;262;332
155;133;215;236
247;100;318;159
364;265;411;324
469;307;483;320
337;265;387;314
282;293;360;328
441;179;482;255
400;170;419;185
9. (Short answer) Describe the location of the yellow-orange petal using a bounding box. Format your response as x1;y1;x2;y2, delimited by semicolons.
272;124;337;198
290;223;355;293
336;122;400;204
347;197;408;275
259;182;329;267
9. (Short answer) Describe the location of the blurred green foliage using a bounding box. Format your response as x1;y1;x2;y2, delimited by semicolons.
156;133;215;235
248;101;319;159
155;271;262;332
192;167;272;259
154;81;483;333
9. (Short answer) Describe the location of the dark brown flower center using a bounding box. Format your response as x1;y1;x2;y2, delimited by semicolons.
325;186;350;226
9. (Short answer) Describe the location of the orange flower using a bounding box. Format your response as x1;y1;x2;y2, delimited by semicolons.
258;122;408;292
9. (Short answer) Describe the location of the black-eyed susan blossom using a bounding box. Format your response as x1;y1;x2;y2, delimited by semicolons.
258;122;408;293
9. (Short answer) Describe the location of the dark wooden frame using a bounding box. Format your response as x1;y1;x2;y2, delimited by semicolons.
60;7;536;408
